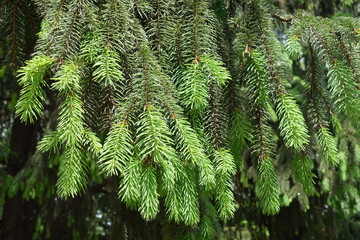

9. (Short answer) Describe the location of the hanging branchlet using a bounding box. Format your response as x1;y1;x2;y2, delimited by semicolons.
15;55;54;123
145;0;176;66
307;45;340;166
292;152;316;194
229;105;253;164
135;105;176;183
243;50;270;109
253;109;280;215
198;194;220;239
0;0;38;66
171;116;216;190
276;94;309;150
285;35;302;60
40;62;102;198
290;13;360;127
118;159;143;210
98;119;132;176
327;60;360;124
177;60;210;116
47;1;90;61
334;30;360;82
243;49;280;214
245;1;309;151
139;165;160;220
213;149;237;220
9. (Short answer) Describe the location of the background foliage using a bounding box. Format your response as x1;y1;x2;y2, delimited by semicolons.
1;0;360;239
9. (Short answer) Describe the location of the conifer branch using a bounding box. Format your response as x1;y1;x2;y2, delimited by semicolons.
308;46;340;165
98;120;132;176
139;166;160;220
171;116;215;190
180;165;200;225
118;159;142;209
251;3;309;151
285;35;302;60
293;153;316;194
45;0;66;55
51;62;89;197
15;55;54;123
335;32;358;82
214;149;236;220
253;109;280;215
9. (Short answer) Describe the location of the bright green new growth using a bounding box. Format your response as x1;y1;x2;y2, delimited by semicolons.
139;165;159;220
118;159;142;209
178;61;210;114
15;55;53;123
201;56;231;86
171;116;215;190
214;149;237;220
52;63;87;198
177;56;230;116
179;165;200;225
276;94;309;150
99;120;132;176
135;106;177;191
37;62;102;198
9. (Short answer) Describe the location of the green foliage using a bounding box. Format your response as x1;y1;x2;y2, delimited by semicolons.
285;35;303;60
118;159;142;209
56;145;86;198
327;61;360;124
201;56;231;86
214;149;236;220
293;154;316;194
243;48;281;214
256;156;280;215
139;165;159;220
171;116;215;190
179;165;200;225
318;127;340;165
135;105;176;189
276;94;309;150
92;47;124;88
244;50;270;109
99;120;132;176
177;61;210;115
49;63;87;197
5;0;360;239
15;55;53;123
52;63;84;146
229;108;252;164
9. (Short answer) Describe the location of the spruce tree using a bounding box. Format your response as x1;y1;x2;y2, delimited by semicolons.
1;0;360;239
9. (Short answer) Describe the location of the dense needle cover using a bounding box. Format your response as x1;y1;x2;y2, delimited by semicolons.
2;0;360;238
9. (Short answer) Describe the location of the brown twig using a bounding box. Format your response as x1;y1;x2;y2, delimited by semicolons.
270;12;293;23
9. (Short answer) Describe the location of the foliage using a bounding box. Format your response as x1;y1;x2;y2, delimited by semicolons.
1;0;360;239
